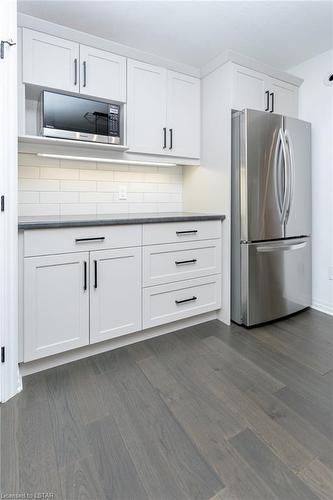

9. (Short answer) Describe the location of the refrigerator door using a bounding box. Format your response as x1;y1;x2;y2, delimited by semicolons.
284;117;312;238
241;109;285;242
241;237;311;326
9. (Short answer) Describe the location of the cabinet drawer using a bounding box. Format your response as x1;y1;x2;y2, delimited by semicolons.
143;239;221;286
143;275;221;329
24;225;142;256
143;220;221;245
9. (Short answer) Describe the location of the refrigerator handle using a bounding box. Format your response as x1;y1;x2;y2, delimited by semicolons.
256;242;307;253
274;130;284;216
280;129;291;226
284;129;294;225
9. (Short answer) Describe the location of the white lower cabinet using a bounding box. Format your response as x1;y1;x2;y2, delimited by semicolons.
89;247;141;343
143;275;221;329
24;252;89;362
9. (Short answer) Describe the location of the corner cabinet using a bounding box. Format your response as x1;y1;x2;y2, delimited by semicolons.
24;252;89;361
232;64;298;117
127;59;200;159
22;28;127;102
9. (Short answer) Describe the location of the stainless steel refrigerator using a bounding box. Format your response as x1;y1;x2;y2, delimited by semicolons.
231;109;312;326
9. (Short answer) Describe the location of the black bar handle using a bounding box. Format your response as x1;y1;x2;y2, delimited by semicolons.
83;261;87;290
75;237;105;243
176;230;198;235
74;58;78;86
169;128;173;149
270;92;274;113
83;61;87;87
0;39;16;60
163;127;167;149
175;296;197;305
94;260;98;289
265;90;269;111
175;259;197;265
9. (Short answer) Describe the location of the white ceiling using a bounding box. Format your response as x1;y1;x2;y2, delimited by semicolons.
18;1;333;70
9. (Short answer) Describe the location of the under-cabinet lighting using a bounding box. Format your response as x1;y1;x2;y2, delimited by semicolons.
36;153;177;167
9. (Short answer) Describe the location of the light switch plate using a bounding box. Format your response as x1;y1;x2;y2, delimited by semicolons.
329;266;333;280
118;185;127;200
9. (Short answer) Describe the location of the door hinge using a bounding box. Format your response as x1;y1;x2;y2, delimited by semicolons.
1;195;4;212
1;346;5;363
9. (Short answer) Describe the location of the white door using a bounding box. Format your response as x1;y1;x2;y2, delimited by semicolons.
22;28;79;92
167;71;200;158
0;0;19;402
269;78;298;117
127;59;167;154
79;45;126;102
90;247;141;343
232;65;268;112
24;253;89;361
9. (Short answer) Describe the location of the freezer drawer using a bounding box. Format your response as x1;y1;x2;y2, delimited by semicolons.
241;237;311;326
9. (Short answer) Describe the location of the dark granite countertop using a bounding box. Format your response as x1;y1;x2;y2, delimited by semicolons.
18;212;226;230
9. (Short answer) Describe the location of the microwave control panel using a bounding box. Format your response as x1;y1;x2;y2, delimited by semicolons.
109;104;120;137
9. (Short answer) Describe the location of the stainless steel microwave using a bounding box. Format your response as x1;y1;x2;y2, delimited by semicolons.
39;91;121;144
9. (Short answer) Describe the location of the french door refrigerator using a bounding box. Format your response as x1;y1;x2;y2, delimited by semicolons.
231;109;311;326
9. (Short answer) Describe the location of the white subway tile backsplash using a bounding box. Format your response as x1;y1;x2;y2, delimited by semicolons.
40;192;80;204
40;167;80;180
18;156;183;216
18;204;59;216
80;192;114;203
60;203;96;215
18;191;40;204
18;166;40;179
61;180;96;192
19;178;60;192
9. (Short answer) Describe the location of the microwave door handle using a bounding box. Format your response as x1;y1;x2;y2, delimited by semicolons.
83;61;87;87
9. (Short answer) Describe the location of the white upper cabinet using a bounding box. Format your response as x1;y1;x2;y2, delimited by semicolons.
127;59;200;158
23;29;79;92
232;64;298;117
127;59;167;155
167;71;200;159
79;45;126;101
232;66;267;112
22;29;126;102
267;78;298;117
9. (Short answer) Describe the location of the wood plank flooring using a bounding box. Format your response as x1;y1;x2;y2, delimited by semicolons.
1;308;333;500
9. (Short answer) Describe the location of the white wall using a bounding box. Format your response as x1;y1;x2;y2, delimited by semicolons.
18;154;183;216
289;49;333;315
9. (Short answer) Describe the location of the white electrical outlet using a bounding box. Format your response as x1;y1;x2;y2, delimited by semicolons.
118;185;127;200
329;266;333;280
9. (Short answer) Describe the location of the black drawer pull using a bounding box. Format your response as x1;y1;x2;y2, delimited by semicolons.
83;261;87;290
75;237;105;243
94;260;98;289
175;259;197;265
175;296;197;305
176;230;198;235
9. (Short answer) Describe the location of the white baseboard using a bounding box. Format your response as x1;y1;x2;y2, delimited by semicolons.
311;300;333;316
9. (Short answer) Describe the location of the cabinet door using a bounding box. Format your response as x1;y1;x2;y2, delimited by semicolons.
22;28;79;92
127;59;167;154
24;253;89;362
232;65;267;112
167;71;200;158
79;45;126;102
90;247;141;343
269;78;298;117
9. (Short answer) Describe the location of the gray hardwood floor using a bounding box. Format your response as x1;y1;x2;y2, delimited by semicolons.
1;308;333;500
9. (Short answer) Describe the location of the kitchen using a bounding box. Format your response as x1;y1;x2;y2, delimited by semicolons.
1;1;333;499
